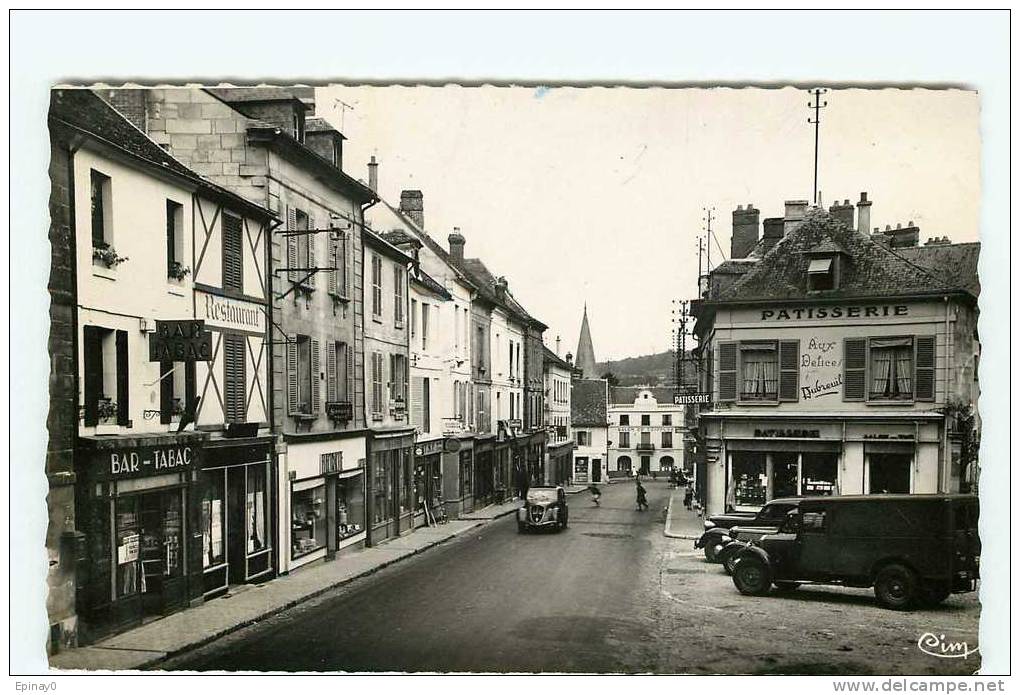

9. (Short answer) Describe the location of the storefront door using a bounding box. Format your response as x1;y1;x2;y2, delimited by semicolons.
868;453;912;494
592;459;602;482
131;490;184;619
772;453;799;499
226;467;247;587
639;456;651;476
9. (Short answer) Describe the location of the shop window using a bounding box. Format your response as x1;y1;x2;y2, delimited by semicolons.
116;491;183;599
641;414;650;426
660;456;675;470
246;465;268;554
115;497;141;597
288;334;319;416
202;472;226;569
740;341;778;401
371;254;383;318
223;333;247;424
166;200;184;280
661;431;673;448
373;454;394;524
868;453;912;494
337;475;365;542
291;482;327;558
618;431;630;448
731;452;767;507
460;452;473;498
400;451;413;516
393;265;405;325
82;326;129;426
802;453;838;495
222;212;244;292
90;169;112;250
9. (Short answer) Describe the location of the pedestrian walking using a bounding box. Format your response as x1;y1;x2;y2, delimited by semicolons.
683;485;693;511
588;483;602;506
635;479;649;511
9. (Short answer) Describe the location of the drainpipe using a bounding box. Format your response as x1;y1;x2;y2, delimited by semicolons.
264;216;283;575
941;295;952;492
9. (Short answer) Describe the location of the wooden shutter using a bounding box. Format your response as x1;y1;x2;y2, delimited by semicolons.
717;342;737;402
82;326;102;426
116;330;129;425
915;335;936;401
185;360;197;422
843;337;867;401
341;233;350;297
223;334;247;423
328;242;338;295
222;212;244;292
778;339;800;402
326;340;338;402
422;377;431;433
286;206;298;283
160;360;173;424
346;343;355;405
287;334;298;415
307;217;316;287
310;338;321;414
411;376;424;427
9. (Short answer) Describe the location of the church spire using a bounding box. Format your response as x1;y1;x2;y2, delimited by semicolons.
575;304;598;379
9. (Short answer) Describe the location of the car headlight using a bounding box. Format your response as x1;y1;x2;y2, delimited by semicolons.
719;535;732;544
703;520;716;530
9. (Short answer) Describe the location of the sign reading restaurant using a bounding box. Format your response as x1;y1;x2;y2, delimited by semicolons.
760;304;909;321
196;289;266;333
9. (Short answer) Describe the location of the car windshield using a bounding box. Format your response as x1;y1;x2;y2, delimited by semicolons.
527;489;558;505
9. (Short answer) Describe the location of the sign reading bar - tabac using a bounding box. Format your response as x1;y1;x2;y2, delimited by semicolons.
98;443;198;480
148;320;213;362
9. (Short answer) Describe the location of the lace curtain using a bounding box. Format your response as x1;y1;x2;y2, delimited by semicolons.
870;338;913;398
741;348;778;398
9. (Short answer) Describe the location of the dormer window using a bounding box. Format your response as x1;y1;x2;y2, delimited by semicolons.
807;256;836;291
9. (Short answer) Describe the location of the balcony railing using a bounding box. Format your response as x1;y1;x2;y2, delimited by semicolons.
636;442;655;452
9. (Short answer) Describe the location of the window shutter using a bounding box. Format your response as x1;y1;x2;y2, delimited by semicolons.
222;213;244;292
287;335;298;415
116;330;129;425
341;234;350;297
843;337;867;401
412;376;424;427
422;377;431;433
718;342;737;402
778;339;800;402
328;243;338;295
915;335;936;401
307;217;316;287
310;338;321;414
286;206;298;283
160;360;173;425
346;343;355;405
326;340;337;402
82;326;102;426
223;334;246;423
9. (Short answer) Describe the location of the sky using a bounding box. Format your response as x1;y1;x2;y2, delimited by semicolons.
315;86;980;362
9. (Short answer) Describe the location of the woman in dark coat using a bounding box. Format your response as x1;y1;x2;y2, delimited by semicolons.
635;479;649;511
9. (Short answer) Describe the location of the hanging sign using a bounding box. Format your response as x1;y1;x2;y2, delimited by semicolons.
148;320;213;362
674;393;711;405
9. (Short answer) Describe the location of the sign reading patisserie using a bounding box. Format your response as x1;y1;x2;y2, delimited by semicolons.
196;290;265;333
760;305;908;321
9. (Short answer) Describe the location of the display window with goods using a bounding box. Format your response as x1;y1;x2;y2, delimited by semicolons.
292;480;328;559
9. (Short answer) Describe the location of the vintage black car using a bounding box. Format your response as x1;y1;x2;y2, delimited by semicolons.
730;494;980;610
517;486;569;533
695;498;800;561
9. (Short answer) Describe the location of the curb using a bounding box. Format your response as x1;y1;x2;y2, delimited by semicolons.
58;521;486;672
663;491;702;541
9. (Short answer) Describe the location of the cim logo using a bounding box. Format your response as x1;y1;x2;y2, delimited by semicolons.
917;632;979;660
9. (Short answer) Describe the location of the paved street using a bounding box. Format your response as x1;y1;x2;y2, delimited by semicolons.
164;481;979;674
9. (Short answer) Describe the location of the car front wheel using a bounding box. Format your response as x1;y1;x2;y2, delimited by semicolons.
733;557;772;596
705;540;726;563
874;564;918;610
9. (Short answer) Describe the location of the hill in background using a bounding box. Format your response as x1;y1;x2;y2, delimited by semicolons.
596;350;697;387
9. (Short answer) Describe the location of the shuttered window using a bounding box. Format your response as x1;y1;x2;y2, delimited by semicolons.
289;334;317;416
327;242;338;296
371;352;384;415
326;341;338;402
371;255;383;318
915;335;936;401
717;342;737;402
778;339;800;402
412;376;425;429
222;212;244;292
393;265;404;325
310;338;320;414
422;377;430;433
115;330;129;425
223;333;247;423
82;326;103;426
843;337;868;401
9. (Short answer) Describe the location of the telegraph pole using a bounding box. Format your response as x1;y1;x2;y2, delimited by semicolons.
702;207;715;273
807;88;828;205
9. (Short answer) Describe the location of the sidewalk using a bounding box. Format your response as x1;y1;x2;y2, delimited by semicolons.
49;519;482;672
664;488;706;540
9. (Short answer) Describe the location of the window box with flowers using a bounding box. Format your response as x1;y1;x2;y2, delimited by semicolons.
93;242;128;269
167;261;191;282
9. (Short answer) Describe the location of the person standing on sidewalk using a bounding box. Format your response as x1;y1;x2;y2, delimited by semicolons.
683;485;693;511
635;478;649;511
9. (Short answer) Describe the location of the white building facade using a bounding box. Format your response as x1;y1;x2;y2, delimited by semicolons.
607;387;686;479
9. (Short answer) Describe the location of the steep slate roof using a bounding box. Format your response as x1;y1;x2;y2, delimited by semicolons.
571;378;608;426
49;89;275;221
457;257;546;328
897;242;981;296
377;201;478;293
305;117;346;138
719;209;977;303
543;345;573;371
609;386;676;405
411;267;452;300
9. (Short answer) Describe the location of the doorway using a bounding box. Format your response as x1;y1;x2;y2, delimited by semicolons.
868;453;912;494
132;489;184;618
639;456;651;476
591;459;602;483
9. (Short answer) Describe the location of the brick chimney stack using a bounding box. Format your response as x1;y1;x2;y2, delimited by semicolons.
556;336;561;357
730;203;760;259
829;199;854;229
367;155;378;192
399;189;424;229
856;192;872;235
448;228;465;262
783;200;808;236
760;217;784;253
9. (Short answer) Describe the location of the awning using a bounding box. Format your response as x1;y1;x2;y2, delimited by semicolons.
808;257;833;274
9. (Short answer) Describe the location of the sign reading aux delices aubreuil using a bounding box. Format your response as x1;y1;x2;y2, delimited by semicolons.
760;305;909;321
104;444;196;479
148;320;213;362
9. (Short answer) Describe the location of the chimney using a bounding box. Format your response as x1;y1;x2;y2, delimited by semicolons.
730;203;760;259
448;228;465;262
555;336;561;356
829;198;854;229
495;277;508;301
99;89;148;131
566;352;574;367
367;155;378;192
887;221;920;248
783;200;808;235
856;192;872;235
399;189;424;229
760;217;784;253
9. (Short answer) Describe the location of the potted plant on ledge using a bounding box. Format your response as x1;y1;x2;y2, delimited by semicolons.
93;242;128;269
168;261;191;281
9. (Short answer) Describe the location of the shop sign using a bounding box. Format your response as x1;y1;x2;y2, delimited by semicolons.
508;419;523;430
753;428;821;438
320;451;343;475
415;440;445;457
148;320;213;362
863;433;915;440
442;437;462;453
326;400;354;422
99;443;197;480
759;304;909;321
196;290;265;333
675;392;711;405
